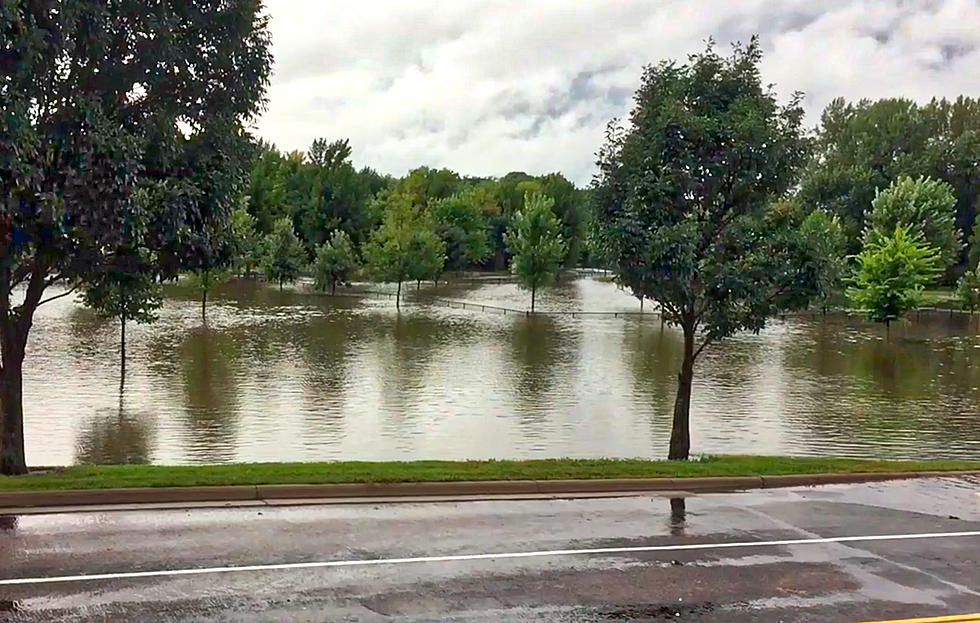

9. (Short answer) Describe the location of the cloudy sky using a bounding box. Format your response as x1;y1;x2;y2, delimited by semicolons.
255;0;980;185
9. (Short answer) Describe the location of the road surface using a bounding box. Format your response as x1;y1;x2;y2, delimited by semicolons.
2;476;980;621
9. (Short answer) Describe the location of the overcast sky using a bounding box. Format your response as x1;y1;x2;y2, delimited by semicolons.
254;0;980;185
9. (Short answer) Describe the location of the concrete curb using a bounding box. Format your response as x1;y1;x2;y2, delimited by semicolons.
1;470;977;510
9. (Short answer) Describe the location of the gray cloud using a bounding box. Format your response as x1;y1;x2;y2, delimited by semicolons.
256;0;980;185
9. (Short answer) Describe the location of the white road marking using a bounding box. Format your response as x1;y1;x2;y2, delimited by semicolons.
3;530;979;586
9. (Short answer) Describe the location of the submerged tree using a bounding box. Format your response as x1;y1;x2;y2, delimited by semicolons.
261;217;307;291
849;225;942;333
799;207;848;313
82;248;162;373
956;263;980;314
312;229;359;295
505;193;566;313
864;176;960;270
0;0;272;475
593;38;818;460
365;193;444;308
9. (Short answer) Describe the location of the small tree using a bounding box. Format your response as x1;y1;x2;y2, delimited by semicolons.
593;39;816;460
967;216;980;271
409;227;446;290
313;230;359;295
231;206;262;277
82;249;162;373
957;263;980;314
430;192;491;274
849;225;942;333
261;217;307;290
186;266;231;323
865;176;960;269
365;193;444;308
800;208;848;313
505;192;566;313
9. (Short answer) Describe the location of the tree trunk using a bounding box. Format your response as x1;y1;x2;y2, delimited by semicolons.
331;281;336;296
120;312;127;373
640;298;644;313
396;280;402;310
531;284;536;314
668;326;696;461
279;277;283;291
0;352;27;475
201;288;207;323
885;319;891;341
416;279;421;292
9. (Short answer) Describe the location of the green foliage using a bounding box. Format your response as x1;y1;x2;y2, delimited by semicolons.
800;96;980;257
429;191;491;271
957;263;980;313
0;0;272;474
968;216;980;271
365;193;445;303
594;38;813;344
260;218;307;289
312;230;359;294
185;267;231;295
849;225;942;325
865;176;960;268
799;208;848;309
230;206;261;276
505;193;566;311
593;38;814;460
82;249;162;327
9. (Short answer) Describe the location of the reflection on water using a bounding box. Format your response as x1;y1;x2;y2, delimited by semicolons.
669;498;687;538
20;277;980;466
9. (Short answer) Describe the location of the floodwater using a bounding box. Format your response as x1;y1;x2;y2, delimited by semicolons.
21;276;980;466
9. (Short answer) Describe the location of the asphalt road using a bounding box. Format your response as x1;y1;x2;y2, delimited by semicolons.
1;477;980;622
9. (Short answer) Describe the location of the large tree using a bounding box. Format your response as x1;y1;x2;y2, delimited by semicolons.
593;38;819;460
864;176;960;269
430;191;491;273
0;0;271;474
799;96;980;260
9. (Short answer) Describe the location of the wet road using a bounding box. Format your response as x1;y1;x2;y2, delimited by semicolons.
1;477;980;622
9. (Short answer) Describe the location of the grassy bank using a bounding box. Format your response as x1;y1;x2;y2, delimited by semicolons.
1;456;979;491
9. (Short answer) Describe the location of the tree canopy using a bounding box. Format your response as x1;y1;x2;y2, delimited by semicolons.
0;0;272;475
593;38;818;460
505;193;566;313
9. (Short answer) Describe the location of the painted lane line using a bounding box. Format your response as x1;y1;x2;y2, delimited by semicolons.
858;614;980;623
3;529;980;587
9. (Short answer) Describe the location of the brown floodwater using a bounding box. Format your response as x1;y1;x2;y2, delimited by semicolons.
22;276;980;466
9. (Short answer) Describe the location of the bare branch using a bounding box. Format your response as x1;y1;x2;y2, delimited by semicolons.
37;283;78;307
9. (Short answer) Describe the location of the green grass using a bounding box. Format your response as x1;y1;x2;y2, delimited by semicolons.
921;287;959;309
1;456;978;491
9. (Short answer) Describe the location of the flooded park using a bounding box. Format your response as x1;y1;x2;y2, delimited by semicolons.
22;275;980;467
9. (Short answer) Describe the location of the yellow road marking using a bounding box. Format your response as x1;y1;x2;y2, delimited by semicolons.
858;614;980;623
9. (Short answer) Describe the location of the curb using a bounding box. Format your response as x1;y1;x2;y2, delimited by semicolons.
1;470;977;510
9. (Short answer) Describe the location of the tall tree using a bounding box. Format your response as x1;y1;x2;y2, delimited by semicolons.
261;217;307;291
864;176;960;269
312;229;358;295
800;96;980;259
0;0;271;475
430;192;491;273
505;193;566;313
593;38;817;460
849;225;942;333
